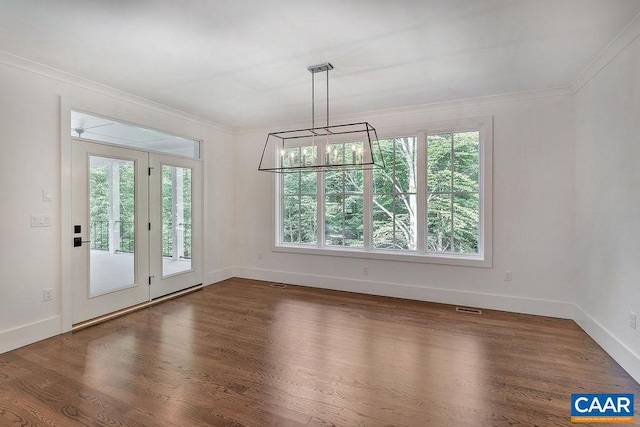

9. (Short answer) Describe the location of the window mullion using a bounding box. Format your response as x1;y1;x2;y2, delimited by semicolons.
317;168;325;248
449;133;455;252
297;168;302;243
277;173;283;245
392;138;397;248
416;133;426;253
363;164;372;250
341;168;346;247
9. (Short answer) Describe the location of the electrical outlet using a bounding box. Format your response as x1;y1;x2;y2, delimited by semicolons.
504;270;512;281
363;266;369;276
43;288;54;302
630;311;637;330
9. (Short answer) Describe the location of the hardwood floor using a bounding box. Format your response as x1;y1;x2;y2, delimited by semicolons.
1;278;638;426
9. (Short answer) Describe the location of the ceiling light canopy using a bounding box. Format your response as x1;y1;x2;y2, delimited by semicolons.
258;63;384;173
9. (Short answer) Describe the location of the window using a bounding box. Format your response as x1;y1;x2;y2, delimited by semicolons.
325;142;365;247
373;137;417;250
71;110;200;158
276;117;492;267
427;131;480;254
281;147;318;244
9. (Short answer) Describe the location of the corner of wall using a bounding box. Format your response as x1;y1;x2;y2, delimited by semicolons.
570;11;640;386
205;268;235;286
571;12;640;92
574;305;640;384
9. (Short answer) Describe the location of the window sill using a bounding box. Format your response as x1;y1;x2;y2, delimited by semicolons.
273;244;492;268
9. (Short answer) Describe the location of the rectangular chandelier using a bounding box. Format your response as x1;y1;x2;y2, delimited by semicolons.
258;63;385;173
258;122;383;172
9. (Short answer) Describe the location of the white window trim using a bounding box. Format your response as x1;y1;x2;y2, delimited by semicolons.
273;116;493;268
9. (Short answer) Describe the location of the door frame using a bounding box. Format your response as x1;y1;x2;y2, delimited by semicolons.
60;97;205;332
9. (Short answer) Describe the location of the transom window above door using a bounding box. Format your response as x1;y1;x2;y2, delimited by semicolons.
71;110;200;159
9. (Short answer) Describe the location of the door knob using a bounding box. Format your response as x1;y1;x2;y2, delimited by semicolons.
73;237;91;247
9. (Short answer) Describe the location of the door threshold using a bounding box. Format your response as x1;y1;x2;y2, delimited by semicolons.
71;284;203;331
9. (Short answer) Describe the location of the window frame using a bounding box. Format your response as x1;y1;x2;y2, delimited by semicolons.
274;116;493;268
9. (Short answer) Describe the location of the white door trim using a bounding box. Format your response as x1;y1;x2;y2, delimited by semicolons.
60;97;206;332
61;97;74;332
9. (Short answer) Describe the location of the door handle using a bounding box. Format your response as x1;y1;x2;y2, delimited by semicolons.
73;237;91;247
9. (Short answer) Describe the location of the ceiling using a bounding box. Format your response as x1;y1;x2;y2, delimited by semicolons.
1;0;639;130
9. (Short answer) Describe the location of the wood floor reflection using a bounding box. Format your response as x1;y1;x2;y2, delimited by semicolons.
1;278;638;426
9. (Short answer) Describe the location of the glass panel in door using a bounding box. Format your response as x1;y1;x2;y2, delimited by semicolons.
162;165;192;277
149;153;202;300
89;156;137;295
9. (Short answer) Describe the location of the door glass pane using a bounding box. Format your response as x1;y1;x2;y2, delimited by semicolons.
89;156;135;296
162;165;192;277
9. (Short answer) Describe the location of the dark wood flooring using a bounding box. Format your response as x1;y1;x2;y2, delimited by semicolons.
1;278;638;426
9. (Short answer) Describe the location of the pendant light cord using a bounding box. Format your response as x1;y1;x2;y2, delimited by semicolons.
311;71;315;129
326;67;329;128
310;67;331;129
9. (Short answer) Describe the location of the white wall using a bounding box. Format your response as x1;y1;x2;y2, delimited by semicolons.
233;92;577;318
0;55;235;352
574;34;640;381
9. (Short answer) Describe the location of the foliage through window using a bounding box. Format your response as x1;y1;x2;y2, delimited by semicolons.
277;118;491;265
325;142;364;247
427;131;479;253
162;165;192;259
282;147;318;244
373;137;417;250
89;159;135;253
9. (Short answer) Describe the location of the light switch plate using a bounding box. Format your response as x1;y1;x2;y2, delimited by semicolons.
31;214;52;227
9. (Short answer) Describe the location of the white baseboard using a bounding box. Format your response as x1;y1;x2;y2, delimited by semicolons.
234;267;575;319
205;267;235;286
0;316;61;354
0;268;234;355
574;305;640;384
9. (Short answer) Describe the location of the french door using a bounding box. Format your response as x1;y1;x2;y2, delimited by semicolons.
149;153;202;299
71;140;202;324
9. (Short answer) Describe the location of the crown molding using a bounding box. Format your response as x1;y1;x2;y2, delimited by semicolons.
571;11;640;93
0;49;230;133
233;86;574;135
8;17;638;137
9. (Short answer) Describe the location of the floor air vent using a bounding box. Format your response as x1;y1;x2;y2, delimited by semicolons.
270;283;288;289
456;307;482;315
